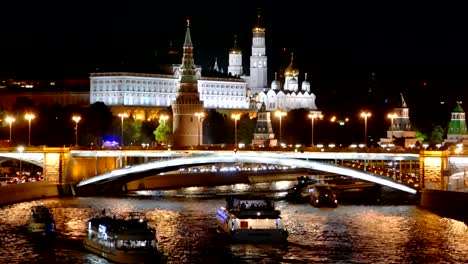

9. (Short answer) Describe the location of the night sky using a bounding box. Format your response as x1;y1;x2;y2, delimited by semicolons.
1;1;468;134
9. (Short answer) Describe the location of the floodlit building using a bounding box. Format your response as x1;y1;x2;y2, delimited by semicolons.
89;8;318;120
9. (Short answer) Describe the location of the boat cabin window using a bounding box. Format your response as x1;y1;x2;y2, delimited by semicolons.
116;240;156;249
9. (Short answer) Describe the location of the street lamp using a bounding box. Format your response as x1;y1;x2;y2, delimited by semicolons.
387;113;398;131
118;113;129;146
231;113;241;148
308;111;323;147
18;146;24;176
72;115;81;147
5;116;15;142
360;111;371;146
24;113;35;146
159;114;169;126
275;110;287;146
194;112;205;146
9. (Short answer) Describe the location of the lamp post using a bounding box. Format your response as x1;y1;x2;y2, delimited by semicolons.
18;146;24;177
118;113;128;146
360;111;371;146
308;111;323;147
387;113;398;136
159;114;169;126
72;115;81;147
275;110;287;146
5;116;15;142
231;113;241;148
24;113;35;146
194;112;205;146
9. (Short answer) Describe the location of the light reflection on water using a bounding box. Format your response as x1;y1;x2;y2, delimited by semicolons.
0;181;468;263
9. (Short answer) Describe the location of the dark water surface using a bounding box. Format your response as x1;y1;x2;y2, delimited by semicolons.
1;181;468;263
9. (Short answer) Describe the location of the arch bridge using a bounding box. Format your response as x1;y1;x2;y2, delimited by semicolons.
0;147;466;197
75;151;419;195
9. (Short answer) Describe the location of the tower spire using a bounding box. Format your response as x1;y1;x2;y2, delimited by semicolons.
184;18;193;47
400;92;407;108
180;18;196;85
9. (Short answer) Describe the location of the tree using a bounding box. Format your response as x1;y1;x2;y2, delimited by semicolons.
429;125;445;144
415;131;427;142
237;113;256;145
154;123;172;145
83;102;114;146
204;109;228;144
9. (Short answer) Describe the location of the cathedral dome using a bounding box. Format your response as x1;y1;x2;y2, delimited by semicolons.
252;8;265;33
284;53;299;77
301;80;310;91
230;47;242;54
229;34;242;54
271;79;280;90
301;73;310;91
271;72;280;90
166;41;179;56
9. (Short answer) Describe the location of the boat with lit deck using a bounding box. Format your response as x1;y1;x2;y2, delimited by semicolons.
83;211;158;264
216;197;288;243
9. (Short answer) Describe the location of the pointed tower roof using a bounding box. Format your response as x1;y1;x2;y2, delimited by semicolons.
213;57;220;72
400;92;407;108
259;101;266;112
453;101;464;112
179;18;197;85
184;19;193;47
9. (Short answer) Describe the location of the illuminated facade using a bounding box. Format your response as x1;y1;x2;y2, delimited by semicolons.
89;9;318;115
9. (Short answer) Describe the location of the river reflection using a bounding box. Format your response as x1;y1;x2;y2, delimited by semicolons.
1;181;468;263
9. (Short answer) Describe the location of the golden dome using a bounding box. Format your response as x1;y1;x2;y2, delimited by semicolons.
229;34;242;54
284;53;299;77
252;8;265;33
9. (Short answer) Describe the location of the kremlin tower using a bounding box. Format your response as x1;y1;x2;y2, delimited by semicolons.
248;8;268;94
171;20;205;147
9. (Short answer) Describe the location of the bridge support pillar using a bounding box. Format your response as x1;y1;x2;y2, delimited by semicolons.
420;150;450;190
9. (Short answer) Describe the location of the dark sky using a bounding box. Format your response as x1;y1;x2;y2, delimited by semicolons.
1;1;468;131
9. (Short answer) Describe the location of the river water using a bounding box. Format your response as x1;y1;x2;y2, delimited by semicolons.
1;181;468;263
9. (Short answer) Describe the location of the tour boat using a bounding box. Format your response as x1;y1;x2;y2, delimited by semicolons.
216;197;288;243
83;211;158;264
286;175;320;202
309;184;339;208
27;205;56;237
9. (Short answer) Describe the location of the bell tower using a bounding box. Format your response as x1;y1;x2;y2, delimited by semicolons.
249;8;268;94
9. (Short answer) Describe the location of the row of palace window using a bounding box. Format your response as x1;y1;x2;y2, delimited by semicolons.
93;79;247;90
92;97;248;108
93;80;177;85
93;86;246;96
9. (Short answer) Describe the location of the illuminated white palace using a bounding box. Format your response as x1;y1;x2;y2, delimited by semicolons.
90;10;318;115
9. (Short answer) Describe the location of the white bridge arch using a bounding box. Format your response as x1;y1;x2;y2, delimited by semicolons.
76;153;418;194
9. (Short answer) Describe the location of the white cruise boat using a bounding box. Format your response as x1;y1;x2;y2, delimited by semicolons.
83;212;158;264
216;197;288;243
27;205;56;237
